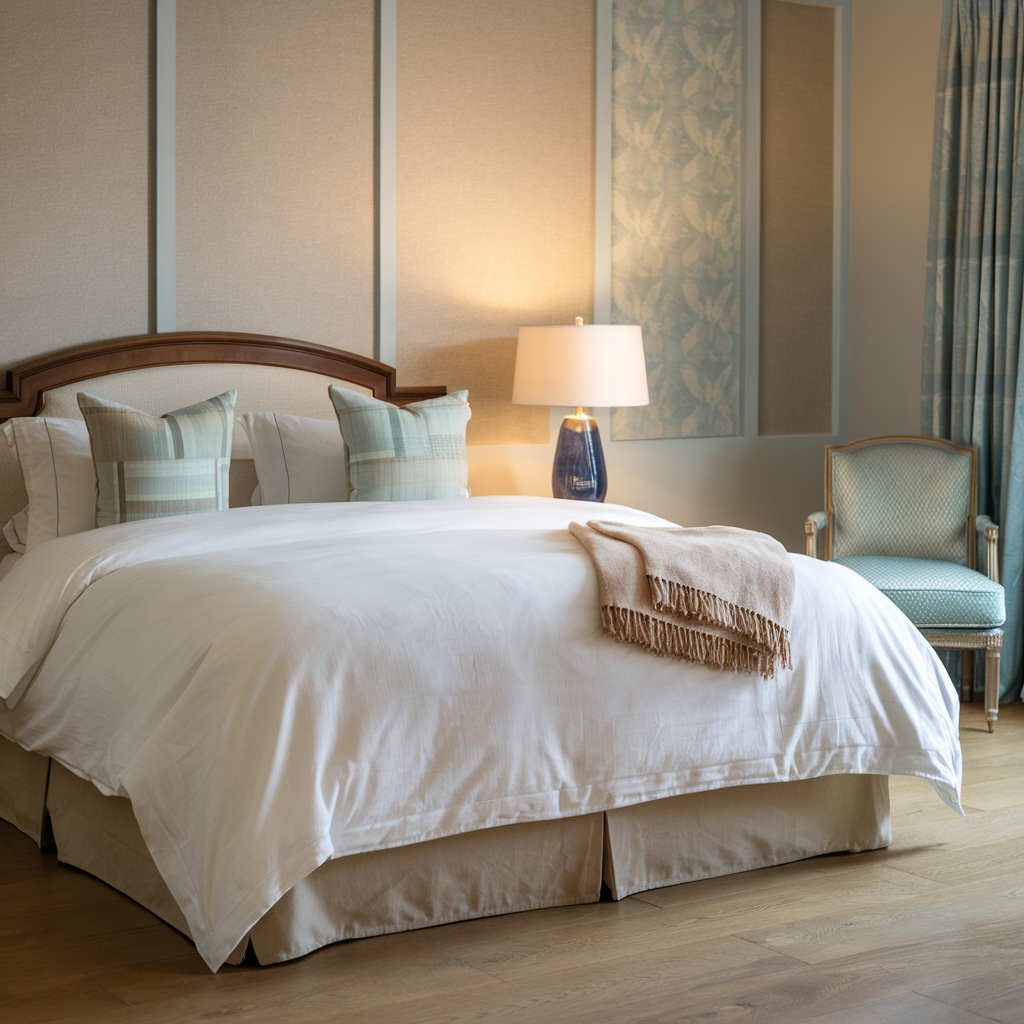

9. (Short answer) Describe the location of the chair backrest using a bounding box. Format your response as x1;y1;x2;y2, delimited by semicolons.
825;435;976;566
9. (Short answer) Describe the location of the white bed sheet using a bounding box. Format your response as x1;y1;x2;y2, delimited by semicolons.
0;496;961;970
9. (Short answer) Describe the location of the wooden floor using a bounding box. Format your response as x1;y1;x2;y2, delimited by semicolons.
3;702;1023;1024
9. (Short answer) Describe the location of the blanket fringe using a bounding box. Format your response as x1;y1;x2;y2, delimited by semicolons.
601;605;781;679
646;576;792;671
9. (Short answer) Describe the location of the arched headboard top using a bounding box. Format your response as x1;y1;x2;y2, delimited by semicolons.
0;331;445;420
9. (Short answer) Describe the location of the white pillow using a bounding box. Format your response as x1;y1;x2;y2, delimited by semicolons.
240;413;347;505
3;419;98;551
2;506;29;554
0;552;21;583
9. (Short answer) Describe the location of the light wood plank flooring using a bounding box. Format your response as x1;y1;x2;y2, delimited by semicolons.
2;701;1022;1024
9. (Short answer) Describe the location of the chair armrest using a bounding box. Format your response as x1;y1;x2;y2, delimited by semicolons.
805;512;828;558
976;515;1000;583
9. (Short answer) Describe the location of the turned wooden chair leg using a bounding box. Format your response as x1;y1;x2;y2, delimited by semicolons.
984;649;1000;733
960;650;974;702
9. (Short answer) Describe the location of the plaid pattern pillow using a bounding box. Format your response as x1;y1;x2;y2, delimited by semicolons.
77;391;236;527
328;387;471;501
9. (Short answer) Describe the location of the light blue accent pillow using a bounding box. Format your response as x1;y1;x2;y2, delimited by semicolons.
77;391;236;527
328;387;471;501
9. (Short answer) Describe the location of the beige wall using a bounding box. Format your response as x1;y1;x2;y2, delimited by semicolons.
849;0;943;439
0;0;944;553
0;0;150;363
176;0;376;355
396;0;593;446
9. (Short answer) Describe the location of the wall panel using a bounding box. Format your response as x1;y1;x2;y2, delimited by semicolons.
610;0;743;442
0;0;150;365
395;0;595;445
759;0;835;436
849;0;942;438
176;0;376;355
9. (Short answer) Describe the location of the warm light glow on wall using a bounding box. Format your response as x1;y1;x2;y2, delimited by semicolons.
395;0;595;446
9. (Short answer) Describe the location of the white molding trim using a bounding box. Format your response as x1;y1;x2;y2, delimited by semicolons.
741;0;762;439
834;0;852;442
377;0;398;367
155;0;176;333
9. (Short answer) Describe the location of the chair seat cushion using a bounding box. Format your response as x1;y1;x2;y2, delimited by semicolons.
835;555;1005;628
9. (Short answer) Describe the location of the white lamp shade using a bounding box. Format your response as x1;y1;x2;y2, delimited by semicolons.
511;324;649;408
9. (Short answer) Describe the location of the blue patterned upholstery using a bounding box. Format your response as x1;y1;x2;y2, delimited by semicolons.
831;441;971;563
836;556;1005;629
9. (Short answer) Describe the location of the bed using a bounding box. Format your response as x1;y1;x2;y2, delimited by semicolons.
0;331;963;972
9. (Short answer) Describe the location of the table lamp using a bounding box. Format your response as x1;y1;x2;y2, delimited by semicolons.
512;318;649;501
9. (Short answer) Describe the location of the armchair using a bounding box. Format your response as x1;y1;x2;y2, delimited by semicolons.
805;435;1005;732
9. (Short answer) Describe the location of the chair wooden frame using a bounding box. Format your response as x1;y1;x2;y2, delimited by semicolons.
805;435;1002;732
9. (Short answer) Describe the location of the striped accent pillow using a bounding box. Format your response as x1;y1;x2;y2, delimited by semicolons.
77;391;237;527
328;387;471;501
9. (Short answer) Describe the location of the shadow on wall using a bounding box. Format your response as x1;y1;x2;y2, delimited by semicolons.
409;336;549;447
603;433;831;553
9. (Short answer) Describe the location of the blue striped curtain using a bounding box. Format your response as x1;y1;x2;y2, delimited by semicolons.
922;0;1024;701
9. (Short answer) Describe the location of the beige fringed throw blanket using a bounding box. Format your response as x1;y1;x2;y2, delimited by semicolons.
569;521;794;678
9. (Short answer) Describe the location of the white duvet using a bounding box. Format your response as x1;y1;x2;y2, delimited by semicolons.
0;496;961;970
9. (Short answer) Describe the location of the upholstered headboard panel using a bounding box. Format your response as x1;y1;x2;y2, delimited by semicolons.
37;362;370;421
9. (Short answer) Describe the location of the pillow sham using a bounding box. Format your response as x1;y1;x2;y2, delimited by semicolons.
78;391;237;527
328;387;471;501
2;418;98;551
0;553;21;583
240;412;347;505
2;507;29;554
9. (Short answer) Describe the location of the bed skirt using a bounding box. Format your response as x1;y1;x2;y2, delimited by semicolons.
0;736;891;966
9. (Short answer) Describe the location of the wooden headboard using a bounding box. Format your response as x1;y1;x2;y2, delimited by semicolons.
0;331;445;420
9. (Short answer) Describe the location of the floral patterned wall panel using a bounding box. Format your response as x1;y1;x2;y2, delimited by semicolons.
610;0;742;441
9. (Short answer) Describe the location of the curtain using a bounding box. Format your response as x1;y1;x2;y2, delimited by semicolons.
923;0;1024;702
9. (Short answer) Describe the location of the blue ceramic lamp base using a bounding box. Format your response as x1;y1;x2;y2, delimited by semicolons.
552;409;607;502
